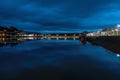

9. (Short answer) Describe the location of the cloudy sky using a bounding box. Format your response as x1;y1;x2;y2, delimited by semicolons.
0;0;120;32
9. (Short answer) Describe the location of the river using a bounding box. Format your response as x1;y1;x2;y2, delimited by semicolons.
0;40;120;80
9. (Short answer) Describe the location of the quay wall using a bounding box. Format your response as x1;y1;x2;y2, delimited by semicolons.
87;36;120;54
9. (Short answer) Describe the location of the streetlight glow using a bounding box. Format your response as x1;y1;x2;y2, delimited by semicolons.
117;24;120;28
116;54;120;57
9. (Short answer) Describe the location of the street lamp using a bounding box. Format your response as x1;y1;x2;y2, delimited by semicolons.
117;24;120;28
112;30;115;36
115;29;118;36
116;54;120;57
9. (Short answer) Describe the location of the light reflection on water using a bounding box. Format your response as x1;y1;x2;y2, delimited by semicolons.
0;38;120;80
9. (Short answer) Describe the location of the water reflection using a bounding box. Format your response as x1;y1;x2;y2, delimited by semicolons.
0;37;41;47
0;37;120;80
0;36;120;56
88;39;120;55
0;37;83;47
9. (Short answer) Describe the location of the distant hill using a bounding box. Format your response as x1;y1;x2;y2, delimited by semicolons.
0;26;23;32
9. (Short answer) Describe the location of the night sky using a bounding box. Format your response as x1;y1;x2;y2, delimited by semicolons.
0;0;120;32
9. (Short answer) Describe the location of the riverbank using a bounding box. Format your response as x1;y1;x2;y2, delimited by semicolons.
87;36;120;54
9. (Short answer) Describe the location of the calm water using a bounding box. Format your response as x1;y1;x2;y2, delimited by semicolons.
0;40;120;80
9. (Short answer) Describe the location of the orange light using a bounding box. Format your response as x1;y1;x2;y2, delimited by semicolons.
2;34;5;36
4;29;7;32
2;38;5;41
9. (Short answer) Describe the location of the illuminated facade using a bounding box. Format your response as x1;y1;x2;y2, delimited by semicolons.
87;24;120;37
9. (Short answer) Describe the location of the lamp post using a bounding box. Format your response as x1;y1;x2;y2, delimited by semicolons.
115;29;118;36
117;24;120;36
99;29;102;36
112;30;115;36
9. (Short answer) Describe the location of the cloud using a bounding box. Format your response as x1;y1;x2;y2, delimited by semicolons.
82;2;120;27
0;0;120;31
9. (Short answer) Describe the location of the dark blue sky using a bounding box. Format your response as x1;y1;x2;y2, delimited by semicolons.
0;0;120;32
